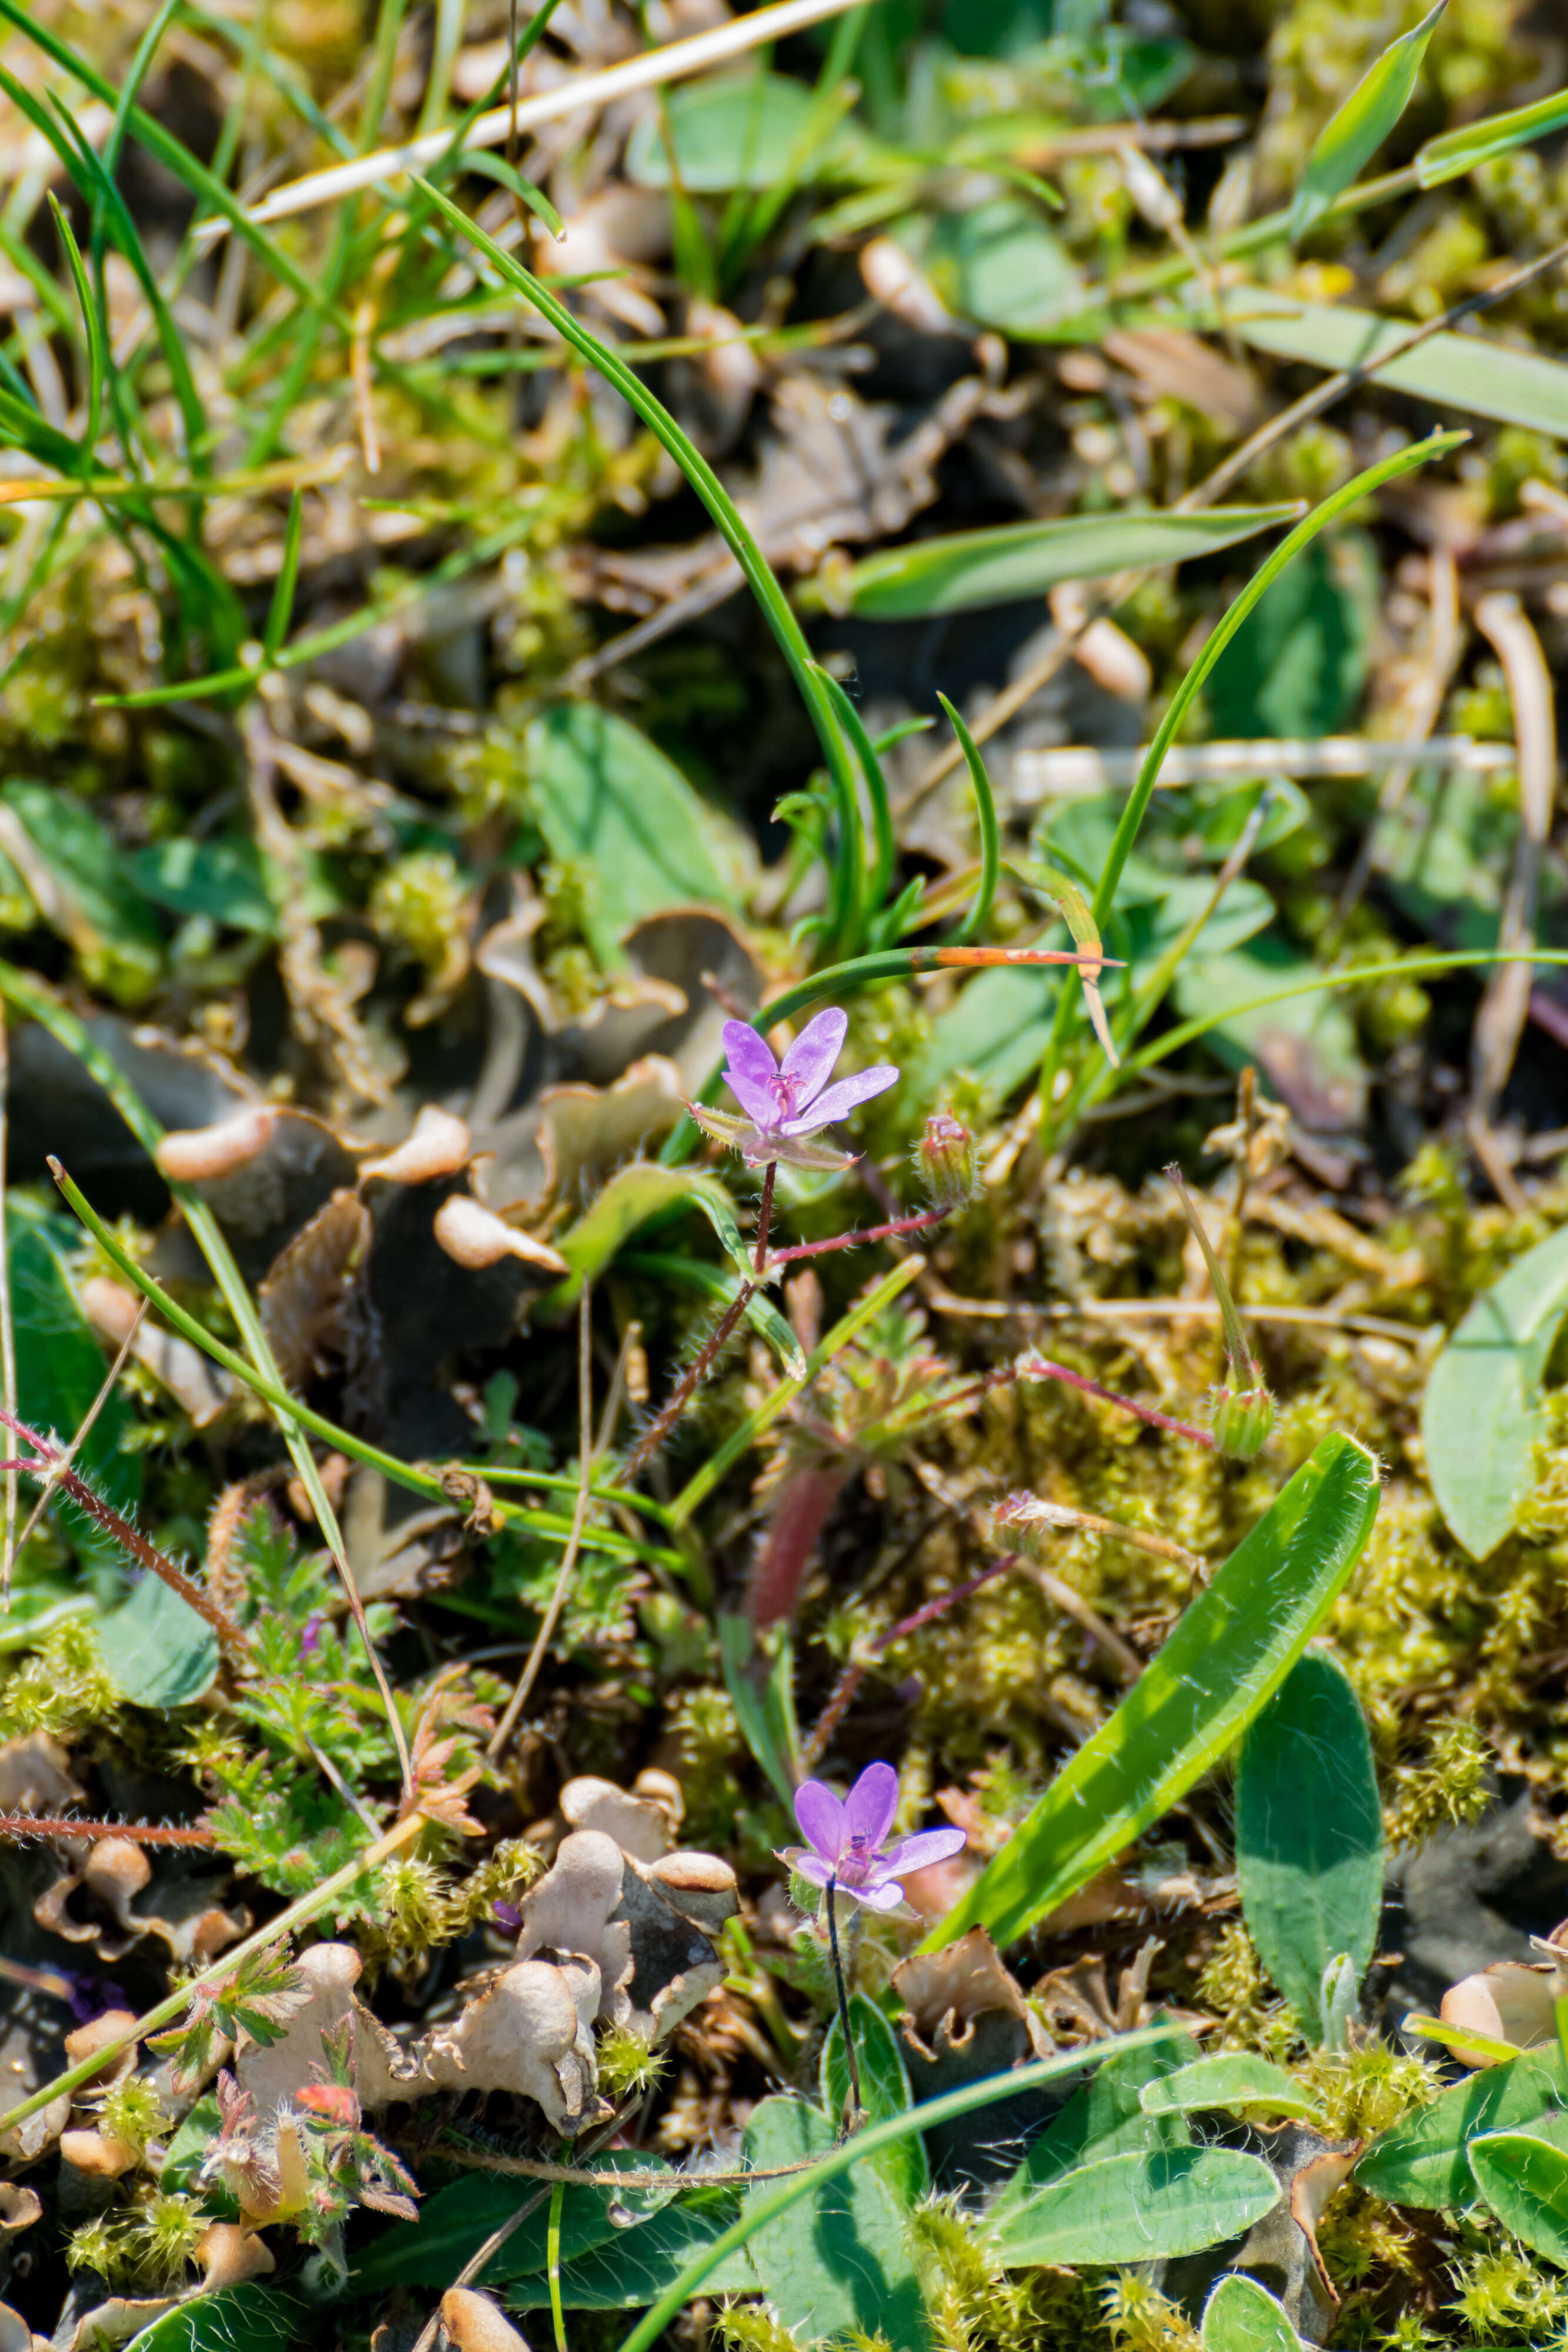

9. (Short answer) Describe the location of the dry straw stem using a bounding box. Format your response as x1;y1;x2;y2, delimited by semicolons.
0;1802;434;2144
487;1287;593;1760
1470;590;1558;1126
197;0;867;240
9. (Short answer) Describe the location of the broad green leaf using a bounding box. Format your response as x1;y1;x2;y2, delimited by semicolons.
96;1572;220;1708
1236;1650;1383;2043
796;504;1298;619
1209;289;1568;440
822;1992;928;2211
625;69;866;189
719;1613;801;1811
915;195;1082;334
1142;2054;1323;2124
1;780;163;1004
526;704;743;968
1419;1222;1568;1561
1203;2273;1305;2351
925;1434;1380;1950
1171;938;1366;1132
1290;2;1445;237
1469;2111;1568;2262
1203;532;1377;741
739;2096;929;2349
988;2026;1198;2236
543;1164;805;1375
8;1198;141;1565
122;2283;297;2352
352;2154;674;2288
1417;85;1568;186
1355;2049;1566;2208
989;2146;1280;2267
509;2191;755;2309
160;2096;222;2193
127;837;286;936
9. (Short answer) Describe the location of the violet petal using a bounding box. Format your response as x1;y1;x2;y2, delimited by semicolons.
842;1760;900;1852
793;1778;846;1862
854;1879;908;1912
783;1851;833;1889
781;1065;899;1132
722;1022;782;1126
778;1008;848;1109
881;1826;968;1876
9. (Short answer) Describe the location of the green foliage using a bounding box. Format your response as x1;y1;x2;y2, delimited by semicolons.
150;1940;305;2089
1236;1649;1385;2044
1420;1219;1568;1559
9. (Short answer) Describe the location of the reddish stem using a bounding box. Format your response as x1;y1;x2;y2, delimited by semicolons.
626;1162;781;1479
765;1207;949;1269
0;1815;217;1845
1018;1358;1215;1449
0;1413;250;1652
802;1554;1024;1768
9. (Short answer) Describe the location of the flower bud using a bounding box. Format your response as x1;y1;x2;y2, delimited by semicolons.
1211;1385;1275;1461
915;1113;979;1212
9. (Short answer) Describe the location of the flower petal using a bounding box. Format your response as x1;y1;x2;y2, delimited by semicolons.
852;1879;908;1912
792;1778;845;1863
778;1849;833;1890
721;1021;780;1126
880;1826;968;1876
778;1008;847;1110
781;1065;900;1132
843;1760;900;1852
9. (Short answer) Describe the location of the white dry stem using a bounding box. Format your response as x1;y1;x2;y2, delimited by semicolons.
1014;730;1506;799
1470;592;1558;1140
195;0;868;242
1331;547;1464;931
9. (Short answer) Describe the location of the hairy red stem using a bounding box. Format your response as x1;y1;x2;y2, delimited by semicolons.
0;1815;218;1845
765;1207;949;1269
802;1555;1024;1768
1018;1358;1215;1448
0;1412;250;1651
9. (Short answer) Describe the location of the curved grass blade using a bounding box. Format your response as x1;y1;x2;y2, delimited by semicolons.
413;172;864;961
453;150;565;241
795;505;1300;620
816;665;896;915
262;488;305;663
924;1433;1381;1951
612;2024;1176;2352
937;693;999;946
1418;83;1568;187
1038;426;1467;1140
1290;1;1445;238
44;195;103;459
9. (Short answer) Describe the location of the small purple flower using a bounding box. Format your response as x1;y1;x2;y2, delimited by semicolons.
492;1902;524;1935
780;1760;967;1913
690;1008;899;1171
300;1613;324;1658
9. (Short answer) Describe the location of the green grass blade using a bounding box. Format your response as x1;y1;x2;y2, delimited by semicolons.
670;1258;924;1524
613;2026;1175;2352
937;693;999;946
457;151;565;240
1291;0;1445;237
925;1434;1381;1951
1036;425;1466;1143
0;0;341;323
262;487;305;662
411;172;864;958
816;666;895;914
1418;82;1568;186
44;195;103;457
794;505;1301;620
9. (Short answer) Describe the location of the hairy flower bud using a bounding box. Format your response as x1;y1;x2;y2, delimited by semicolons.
1211;1385;1275;1461
915;1113;979;1212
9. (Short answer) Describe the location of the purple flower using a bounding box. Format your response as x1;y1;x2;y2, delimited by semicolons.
300;1613;324;1658
780;1760;966;1913
689;1008;898;1170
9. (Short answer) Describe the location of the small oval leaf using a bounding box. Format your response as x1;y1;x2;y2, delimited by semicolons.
990;2146;1281;2267
1469;2112;1568;2263
1142;2054;1323;2123
1291;1;1446;237
1420;1221;1568;1559
1203;2273;1305;2351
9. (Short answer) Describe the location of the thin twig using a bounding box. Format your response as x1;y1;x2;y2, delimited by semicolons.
624;1167;781;1480
0;1414;249;1653
426;2129;827;2189
487;1284;594;1761
1018;1358;1216;1448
